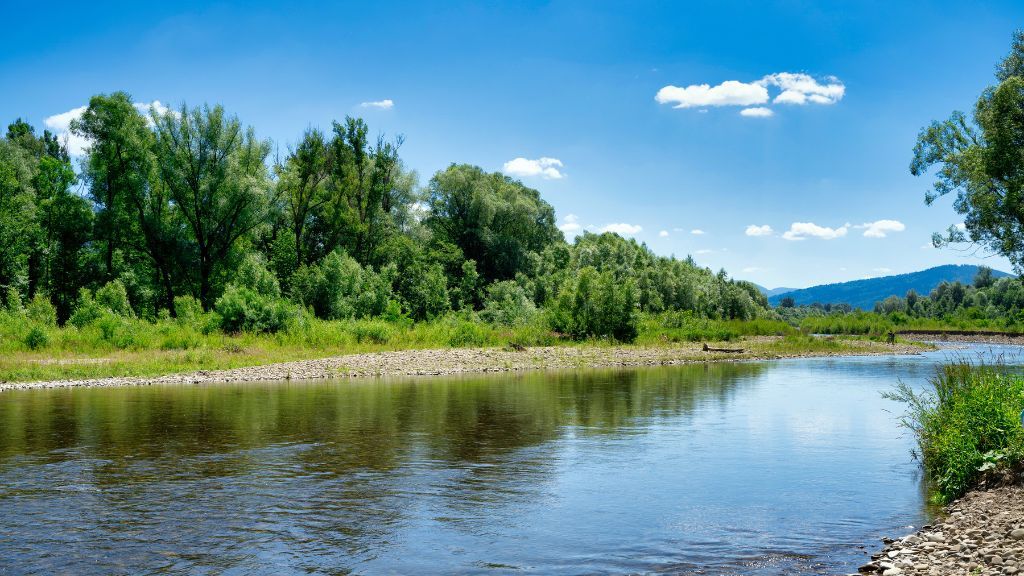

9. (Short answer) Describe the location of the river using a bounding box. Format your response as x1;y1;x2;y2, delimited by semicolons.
1;344;1018;575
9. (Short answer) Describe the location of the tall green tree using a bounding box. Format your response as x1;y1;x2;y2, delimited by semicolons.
426;164;561;284
72;92;152;279
276;128;331;268
152;104;271;308
34;155;93;322
912;30;1024;273
0;138;39;301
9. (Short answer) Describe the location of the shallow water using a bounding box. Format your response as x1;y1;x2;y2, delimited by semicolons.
0;344;1019;575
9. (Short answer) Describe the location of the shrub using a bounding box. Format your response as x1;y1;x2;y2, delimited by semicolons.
23;326;49;350
95;280;134;317
351;320;392;344
480;281;537;326
215;285;293;333
549;267;639;342
291;251;391;320
886;361;1024;502
446;318;490;347
25;293;57;326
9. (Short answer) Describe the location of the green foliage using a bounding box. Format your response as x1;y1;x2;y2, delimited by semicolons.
886;362;1024;502
23;326;49;350
480;280;537;326
549;267;639;342
912;31;1024;273
25;293;56;326
215;284;293;334
427;164;561;284
291;251;391;320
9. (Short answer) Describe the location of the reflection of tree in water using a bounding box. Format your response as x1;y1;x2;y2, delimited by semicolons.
0;363;765;572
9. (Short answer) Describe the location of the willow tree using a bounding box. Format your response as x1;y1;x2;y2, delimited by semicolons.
911;31;1024;273
152;104;271;308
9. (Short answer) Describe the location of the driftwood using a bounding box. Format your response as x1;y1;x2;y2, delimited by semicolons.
702;343;745;353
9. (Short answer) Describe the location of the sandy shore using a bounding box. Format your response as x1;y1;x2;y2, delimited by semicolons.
855;483;1024;576
0;336;924;392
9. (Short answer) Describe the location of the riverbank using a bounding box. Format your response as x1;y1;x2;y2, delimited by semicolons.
0;335;925;391
856;482;1024;576
899;331;1024;345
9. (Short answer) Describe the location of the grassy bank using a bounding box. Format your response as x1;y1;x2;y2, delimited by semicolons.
0;307;915;383
887;362;1024;503
799;310;1024;337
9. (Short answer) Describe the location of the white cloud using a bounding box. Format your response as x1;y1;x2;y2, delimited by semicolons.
658;230;669;237
655;80;768;109
360;99;394;110
690;229;705;235
44;106;90;157
759;73;845;105
657;72;844;114
742;266;762;273
502;157;564;180
600;223;642;236
745;224;774;237
558;213;581;235
695;249;714;255
782;222;849;241
873;267;893;274
858;219;905;238
956;222;967;231
45;100;172;157
740;107;774;118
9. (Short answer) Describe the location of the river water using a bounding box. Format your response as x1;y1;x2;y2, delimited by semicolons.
0;344;1019;575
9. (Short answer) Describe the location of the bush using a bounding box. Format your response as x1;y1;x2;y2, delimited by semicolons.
549;267;639;342
480;281;536;326
886;362;1024;502
215;285;293;333
95;280;134;317
25;294;57;326
23;326;49;350
291;251;391;320
351;320;392;344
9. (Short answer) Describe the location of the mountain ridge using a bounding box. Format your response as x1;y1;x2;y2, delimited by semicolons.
764;265;1013;309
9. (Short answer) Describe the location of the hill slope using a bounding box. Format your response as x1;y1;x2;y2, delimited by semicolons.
767;265;1013;310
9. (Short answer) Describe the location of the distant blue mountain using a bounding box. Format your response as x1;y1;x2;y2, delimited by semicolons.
750;283;798;297
767;264;1013;310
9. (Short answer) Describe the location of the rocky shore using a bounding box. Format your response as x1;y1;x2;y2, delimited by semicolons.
0;337;922;391
855;484;1024;576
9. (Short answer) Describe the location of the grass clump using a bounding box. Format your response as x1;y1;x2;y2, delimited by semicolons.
886;361;1024;502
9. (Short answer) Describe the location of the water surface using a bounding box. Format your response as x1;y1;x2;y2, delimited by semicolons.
1;345;1016;575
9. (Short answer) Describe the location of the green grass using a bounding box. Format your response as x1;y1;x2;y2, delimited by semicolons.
886;361;1024;503
799;310;1024;336
0;308;917;383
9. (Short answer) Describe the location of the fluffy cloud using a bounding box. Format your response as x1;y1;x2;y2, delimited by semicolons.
558;213;581;235
657;72;844;114
690;229;705;235
695;249;714;255
759;73;845;105
601;223;642;236
502;157;564;180
745;224;774;237
782;222;849;241
360;99;394;110
655;80;768;109
858;219;905;238
658;230;669;237
45;100;171;157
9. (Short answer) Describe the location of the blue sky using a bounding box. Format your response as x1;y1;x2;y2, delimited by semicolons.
2;1;1021;288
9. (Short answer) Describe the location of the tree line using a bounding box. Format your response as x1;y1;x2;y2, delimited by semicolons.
0;93;768;342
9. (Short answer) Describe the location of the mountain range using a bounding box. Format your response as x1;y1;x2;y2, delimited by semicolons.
757;265;1013;310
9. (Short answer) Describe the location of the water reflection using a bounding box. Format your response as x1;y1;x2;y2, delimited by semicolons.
0;358;937;575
